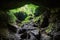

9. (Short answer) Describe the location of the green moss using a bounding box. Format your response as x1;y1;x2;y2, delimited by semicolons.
8;4;39;24
45;23;54;33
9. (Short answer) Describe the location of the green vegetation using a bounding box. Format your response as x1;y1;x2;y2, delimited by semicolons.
6;3;54;33
8;4;40;24
0;3;54;34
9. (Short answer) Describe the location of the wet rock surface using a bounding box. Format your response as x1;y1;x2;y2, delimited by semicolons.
0;17;60;40
0;11;60;40
6;21;49;40
4;20;40;40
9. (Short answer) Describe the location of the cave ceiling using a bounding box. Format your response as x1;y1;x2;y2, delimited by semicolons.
0;0;60;11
